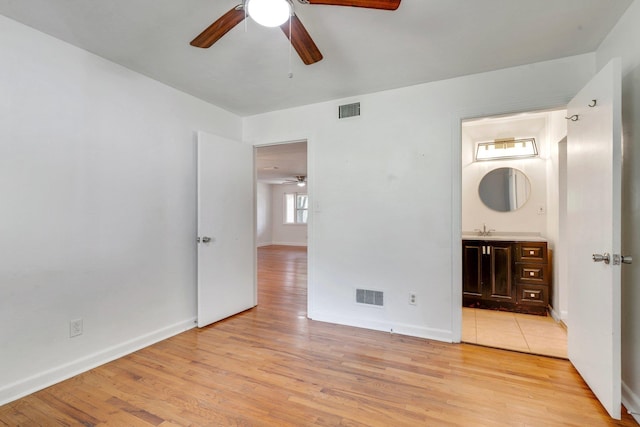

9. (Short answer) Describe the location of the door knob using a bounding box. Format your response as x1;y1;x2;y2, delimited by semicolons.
202;236;212;243
592;253;610;264
611;254;632;265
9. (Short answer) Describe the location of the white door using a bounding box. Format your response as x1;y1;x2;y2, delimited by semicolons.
566;58;622;419
197;131;256;328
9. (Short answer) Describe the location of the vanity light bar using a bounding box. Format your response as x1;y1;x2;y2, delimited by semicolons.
475;137;538;161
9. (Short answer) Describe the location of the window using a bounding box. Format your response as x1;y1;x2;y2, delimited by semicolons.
284;193;308;224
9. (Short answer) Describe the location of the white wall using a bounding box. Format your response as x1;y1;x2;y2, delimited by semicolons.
596;0;640;419
271;184;308;246
461;120;549;236
244;54;595;342
256;182;307;247
256;182;273;246
0;15;242;404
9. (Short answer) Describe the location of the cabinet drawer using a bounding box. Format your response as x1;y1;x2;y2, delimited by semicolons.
516;242;548;263
517;284;548;306
516;264;548;284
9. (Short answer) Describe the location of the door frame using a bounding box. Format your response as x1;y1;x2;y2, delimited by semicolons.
452;95;576;343
458;108;569;335
253;137;312;312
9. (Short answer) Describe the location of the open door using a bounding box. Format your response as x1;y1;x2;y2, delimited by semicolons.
197;131;256;328
566;58;623;419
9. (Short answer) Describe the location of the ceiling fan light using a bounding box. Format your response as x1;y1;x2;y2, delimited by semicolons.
247;0;291;28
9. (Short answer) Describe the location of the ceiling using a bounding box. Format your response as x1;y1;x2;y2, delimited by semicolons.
255;141;307;184
0;1;632;117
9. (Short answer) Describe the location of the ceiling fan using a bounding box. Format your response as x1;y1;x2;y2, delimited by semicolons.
284;175;307;186
190;0;401;65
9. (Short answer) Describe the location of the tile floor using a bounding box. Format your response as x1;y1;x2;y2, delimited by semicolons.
462;307;567;358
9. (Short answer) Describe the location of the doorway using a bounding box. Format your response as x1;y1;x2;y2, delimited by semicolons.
460;110;568;357
255;140;309;309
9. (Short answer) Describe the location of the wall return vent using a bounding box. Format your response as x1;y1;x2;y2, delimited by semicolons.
339;102;360;119
356;289;384;306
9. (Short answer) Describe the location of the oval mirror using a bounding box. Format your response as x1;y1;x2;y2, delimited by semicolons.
478;167;531;212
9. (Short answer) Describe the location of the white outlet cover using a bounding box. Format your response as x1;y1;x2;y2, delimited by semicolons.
69;319;83;337
409;293;417;305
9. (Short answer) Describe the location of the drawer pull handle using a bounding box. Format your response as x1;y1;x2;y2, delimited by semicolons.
530;271;535;276
530;250;535;255
531;293;536;298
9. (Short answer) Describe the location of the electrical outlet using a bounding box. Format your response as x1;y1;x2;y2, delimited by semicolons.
409;292;417;305
69;318;83;338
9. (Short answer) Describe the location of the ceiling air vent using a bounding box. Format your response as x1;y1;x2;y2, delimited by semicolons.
356;289;384;307
339;102;360;119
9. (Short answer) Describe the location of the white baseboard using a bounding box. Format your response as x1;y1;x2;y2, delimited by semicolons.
550;308;569;324
549;306;567;326
0;318;196;406
257;242;307;247
307;310;453;343
271;241;307;247
622;380;640;423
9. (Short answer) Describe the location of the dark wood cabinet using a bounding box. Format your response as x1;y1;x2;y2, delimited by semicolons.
488;243;513;301
463;239;550;314
514;241;550;313
462;242;483;297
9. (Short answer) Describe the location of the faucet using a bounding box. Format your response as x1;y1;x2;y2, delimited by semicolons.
474;223;496;237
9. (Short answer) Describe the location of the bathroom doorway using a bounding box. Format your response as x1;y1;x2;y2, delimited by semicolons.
460;110;568;357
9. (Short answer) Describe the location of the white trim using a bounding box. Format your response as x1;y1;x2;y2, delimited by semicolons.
259;242;310;247
308;310;453;342
549;306;562;322
0;318;196;406
559;310;569;322
451;111;463;343
249;135;315;316
623;380;640;423
270;241;307;247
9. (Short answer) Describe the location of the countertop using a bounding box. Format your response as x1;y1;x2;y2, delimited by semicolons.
461;232;547;242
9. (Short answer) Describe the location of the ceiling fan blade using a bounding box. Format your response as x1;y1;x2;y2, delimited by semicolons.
280;14;323;65
190;5;245;48
305;0;400;10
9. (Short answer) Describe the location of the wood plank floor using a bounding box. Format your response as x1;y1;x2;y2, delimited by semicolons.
1;245;637;426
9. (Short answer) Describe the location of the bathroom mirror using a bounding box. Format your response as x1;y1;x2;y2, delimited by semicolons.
478;167;531;212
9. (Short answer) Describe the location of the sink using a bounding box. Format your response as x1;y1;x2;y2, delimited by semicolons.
461;232;546;242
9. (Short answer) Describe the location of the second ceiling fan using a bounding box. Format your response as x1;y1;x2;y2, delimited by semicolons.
190;0;401;65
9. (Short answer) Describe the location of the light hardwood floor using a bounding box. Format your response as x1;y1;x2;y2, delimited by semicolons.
0;245;637;426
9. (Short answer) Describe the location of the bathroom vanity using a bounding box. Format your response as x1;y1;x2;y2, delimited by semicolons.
462;236;550;315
